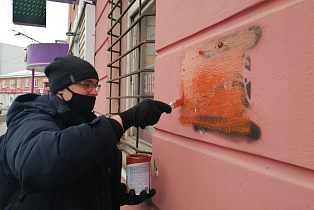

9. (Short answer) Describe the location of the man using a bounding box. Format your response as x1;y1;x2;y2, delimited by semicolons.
0;55;171;209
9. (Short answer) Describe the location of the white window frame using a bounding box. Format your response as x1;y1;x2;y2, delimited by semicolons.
107;2;157;173
17;79;21;88
34;79;38;87
2;80;7;88
25;79;29;88
118;1;156;159
9;80;15;89
125;1;156;136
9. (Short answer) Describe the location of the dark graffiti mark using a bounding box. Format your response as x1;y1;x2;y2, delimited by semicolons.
243;55;252;100
193;117;261;141
244;56;251;71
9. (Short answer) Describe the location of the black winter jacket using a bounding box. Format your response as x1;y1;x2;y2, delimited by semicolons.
0;94;122;209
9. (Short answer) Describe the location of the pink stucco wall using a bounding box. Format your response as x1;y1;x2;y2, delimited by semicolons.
152;0;314;209
94;0;110;115
94;0;314;209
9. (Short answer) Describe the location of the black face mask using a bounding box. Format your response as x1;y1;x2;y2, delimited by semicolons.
61;88;96;121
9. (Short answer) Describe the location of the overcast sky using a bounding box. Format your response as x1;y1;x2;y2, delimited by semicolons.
0;0;69;48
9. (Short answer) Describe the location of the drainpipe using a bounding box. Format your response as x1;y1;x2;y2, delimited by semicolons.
31;69;35;93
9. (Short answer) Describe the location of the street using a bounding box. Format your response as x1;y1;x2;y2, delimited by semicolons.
0;110;7;135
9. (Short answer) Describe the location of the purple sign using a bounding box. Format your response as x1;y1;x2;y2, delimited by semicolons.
47;0;97;5
26;43;69;72
48;0;79;4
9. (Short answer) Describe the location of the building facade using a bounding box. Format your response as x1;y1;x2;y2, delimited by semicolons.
67;0;314;209
0;70;48;108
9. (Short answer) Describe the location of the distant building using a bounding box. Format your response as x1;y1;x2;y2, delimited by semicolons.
0;70;48;108
0;43;26;75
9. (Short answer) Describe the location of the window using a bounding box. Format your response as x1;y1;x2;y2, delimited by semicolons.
107;0;156;157
2;80;7;88
128;3;156;144
9;80;15;89
25;79;29;88
34;79;38;87
17;79;21;88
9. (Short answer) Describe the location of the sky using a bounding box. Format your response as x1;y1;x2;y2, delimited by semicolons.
0;0;69;48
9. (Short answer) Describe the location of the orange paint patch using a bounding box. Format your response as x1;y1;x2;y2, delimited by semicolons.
198;50;205;55
181;26;261;139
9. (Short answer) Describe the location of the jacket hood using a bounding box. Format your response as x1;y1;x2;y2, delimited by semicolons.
6;94;70;127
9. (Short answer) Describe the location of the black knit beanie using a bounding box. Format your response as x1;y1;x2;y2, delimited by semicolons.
44;55;99;94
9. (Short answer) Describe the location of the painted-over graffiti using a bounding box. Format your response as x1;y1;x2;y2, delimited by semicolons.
180;26;261;140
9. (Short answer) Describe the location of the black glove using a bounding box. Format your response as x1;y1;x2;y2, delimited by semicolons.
117;183;156;206
119;100;172;131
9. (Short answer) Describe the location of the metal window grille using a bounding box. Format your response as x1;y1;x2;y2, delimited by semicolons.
107;0;156;154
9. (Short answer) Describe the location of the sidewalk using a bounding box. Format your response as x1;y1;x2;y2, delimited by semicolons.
0;109;7;135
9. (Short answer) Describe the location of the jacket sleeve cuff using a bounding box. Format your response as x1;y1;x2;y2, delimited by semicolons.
118;109;133;131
